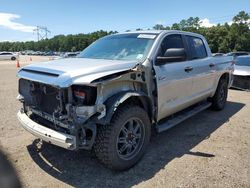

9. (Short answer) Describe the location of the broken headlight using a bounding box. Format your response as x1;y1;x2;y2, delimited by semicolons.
72;85;97;105
73;90;86;104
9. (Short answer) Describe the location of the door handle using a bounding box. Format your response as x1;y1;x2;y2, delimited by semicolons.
209;63;215;68
184;66;193;72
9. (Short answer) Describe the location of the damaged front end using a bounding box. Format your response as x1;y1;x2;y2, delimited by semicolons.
16;55;155;151
17;78;105;150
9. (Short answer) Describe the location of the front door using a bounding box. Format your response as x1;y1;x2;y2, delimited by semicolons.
153;34;194;121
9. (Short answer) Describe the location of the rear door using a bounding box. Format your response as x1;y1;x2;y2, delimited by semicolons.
153;34;195;121
184;35;217;100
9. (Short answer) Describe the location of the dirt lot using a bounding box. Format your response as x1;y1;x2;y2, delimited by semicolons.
0;56;250;188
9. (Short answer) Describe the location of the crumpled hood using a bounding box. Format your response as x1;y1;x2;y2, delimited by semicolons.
17;58;137;87
233;65;250;76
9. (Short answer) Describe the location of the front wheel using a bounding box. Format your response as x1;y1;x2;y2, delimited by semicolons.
94;105;151;170
211;77;228;110
11;57;16;61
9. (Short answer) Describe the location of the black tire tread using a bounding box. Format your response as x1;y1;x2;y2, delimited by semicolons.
93;123;112;167
211;77;228;111
94;104;150;170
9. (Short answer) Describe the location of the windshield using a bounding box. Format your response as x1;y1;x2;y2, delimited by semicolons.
78;33;156;61
236;57;250;66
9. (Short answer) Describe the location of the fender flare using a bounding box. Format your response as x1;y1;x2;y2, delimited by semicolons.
99;91;153;125
211;72;230;97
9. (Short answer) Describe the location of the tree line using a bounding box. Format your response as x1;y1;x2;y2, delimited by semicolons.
0;11;249;53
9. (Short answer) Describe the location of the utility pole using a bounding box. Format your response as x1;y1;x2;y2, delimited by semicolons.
33;26;51;41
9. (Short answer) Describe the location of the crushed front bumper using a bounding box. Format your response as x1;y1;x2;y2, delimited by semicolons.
17;110;76;150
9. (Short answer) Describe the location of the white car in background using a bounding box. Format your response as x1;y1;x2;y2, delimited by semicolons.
0;52;19;61
232;55;250;90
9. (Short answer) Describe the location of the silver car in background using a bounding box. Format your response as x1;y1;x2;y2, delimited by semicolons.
226;51;249;57
232;55;250;90
0;52;19;61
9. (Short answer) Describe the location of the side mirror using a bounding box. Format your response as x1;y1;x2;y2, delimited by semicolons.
155;48;186;65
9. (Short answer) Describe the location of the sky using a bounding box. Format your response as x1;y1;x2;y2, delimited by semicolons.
0;0;249;42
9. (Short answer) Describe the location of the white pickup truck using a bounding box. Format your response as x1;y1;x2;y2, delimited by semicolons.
17;30;234;170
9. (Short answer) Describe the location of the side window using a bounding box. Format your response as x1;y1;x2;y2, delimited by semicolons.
186;36;207;59
159;34;184;57
0;53;11;55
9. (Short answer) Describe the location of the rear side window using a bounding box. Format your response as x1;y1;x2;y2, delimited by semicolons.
159;34;184;56
186;36;207;59
0;53;11;55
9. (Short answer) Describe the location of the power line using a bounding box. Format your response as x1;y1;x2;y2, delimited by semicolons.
33;26;51;41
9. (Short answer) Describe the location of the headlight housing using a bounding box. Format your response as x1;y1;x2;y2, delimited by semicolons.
72;85;97;105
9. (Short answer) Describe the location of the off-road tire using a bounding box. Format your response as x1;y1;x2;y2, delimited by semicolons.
94;105;151;170
211;77;228;110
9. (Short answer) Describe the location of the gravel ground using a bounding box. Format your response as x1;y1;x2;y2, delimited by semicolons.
0;56;250;188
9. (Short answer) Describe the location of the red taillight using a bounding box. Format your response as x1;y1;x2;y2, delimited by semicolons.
74;90;86;99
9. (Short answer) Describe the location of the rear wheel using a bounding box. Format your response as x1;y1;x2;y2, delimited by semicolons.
94;105;151;170
211;77;228;110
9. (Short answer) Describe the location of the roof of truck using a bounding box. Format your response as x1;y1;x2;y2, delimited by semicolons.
122;30;163;34
119;30;205;38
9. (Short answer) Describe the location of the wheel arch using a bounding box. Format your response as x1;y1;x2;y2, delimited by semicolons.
211;72;230;98
100;91;153;125
220;72;230;84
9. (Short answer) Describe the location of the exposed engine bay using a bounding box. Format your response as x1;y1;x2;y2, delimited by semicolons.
18;78;100;149
17;66;148;150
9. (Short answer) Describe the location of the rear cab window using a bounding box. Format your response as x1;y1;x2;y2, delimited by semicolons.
185;36;207;60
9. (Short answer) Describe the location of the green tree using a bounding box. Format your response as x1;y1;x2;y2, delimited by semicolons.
153;24;165;30
233;11;250;25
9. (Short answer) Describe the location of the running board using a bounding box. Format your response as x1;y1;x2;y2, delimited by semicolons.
156;102;212;133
